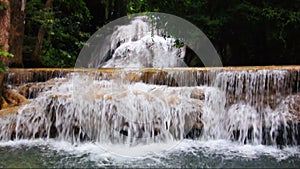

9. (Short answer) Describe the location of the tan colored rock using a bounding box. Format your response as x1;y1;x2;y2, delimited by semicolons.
190;88;205;100
1;96;9;109
0;106;21;118
51;94;71;99
4;89;29;106
17;83;34;98
18;78;69;99
5;68;72;85
124;72;141;82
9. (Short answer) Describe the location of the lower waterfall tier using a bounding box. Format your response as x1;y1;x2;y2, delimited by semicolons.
0;69;299;146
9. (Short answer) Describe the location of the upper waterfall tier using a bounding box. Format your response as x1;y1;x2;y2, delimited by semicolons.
76;14;222;68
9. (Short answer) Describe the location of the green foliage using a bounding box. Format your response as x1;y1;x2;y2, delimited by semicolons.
127;0;300;65
21;0;300;67
24;0;91;67
0;1;8;11
0;45;14;73
41;0;91;68
217;1;300;65
26;0;53;29
173;39;185;48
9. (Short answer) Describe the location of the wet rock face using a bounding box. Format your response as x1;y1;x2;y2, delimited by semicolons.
272;94;300;146
17;78;69;99
282;94;300;121
225;92;300;146
215;69;300;110
4;69;71;85
184;116;203;139
0;88;29;121
230;122;300;147
3;89;29;106
0;76;205;143
0;67;299;146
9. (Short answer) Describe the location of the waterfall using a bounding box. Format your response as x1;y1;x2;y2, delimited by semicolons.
199;69;300;145
1;73;206;145
87;16;187;68
0;13;299;148
1;68;299;147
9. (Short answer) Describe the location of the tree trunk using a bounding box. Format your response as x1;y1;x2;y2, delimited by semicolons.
0;0;10;110
0;0;10;53
8;0;26;68
31;0;52;68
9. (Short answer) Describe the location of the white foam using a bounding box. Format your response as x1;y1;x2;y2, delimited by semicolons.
1;139;299;165
100;16;186;68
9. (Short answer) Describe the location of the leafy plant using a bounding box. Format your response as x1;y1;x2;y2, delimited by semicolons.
0;1;8;11
24;0;91;68
0;45;14;73
173;39;185;48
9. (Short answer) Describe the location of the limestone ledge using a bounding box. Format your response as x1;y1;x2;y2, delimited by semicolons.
4;66;300;85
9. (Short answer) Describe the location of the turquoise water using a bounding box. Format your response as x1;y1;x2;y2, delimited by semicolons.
1;139;299;168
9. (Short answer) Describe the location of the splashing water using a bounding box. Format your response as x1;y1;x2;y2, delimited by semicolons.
1;69;298;147
209;69;299;146
1;74;205;145
0;69;299;167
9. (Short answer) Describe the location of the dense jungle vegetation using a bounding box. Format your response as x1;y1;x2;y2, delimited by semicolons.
0;0;299;68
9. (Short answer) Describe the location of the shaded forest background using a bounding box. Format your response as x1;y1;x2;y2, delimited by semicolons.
0;0;299;68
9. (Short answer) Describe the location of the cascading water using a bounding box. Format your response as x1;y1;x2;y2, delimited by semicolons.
210;70;300;145
0;16;199;144
89;16;186;68
191;69;299;146
4;74;204;145
1;69;298;146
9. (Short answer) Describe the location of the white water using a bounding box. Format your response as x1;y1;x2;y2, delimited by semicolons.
1;74;206;145
97;16;186;68
211;70;298;145
0;70;298;145
0;138;299;167
0;70;299;162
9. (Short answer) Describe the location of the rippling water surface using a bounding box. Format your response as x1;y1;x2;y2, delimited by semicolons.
1;139;300;168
